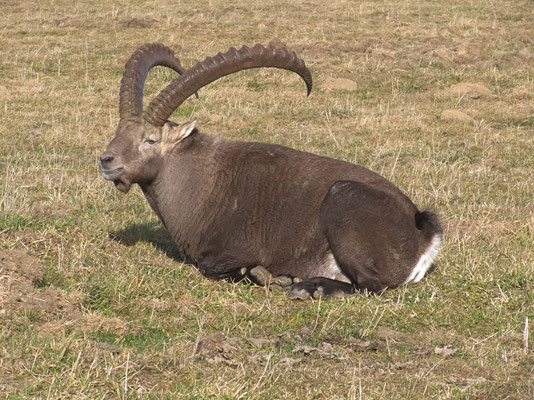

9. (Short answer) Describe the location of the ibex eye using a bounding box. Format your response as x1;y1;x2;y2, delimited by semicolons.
145;139;156;145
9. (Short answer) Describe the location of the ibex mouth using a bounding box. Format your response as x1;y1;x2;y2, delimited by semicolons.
101;166;124;181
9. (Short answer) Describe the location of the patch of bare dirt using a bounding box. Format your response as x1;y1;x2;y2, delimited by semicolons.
1;249;43;283
511;86;530;100
0;249;83;322
293;341;346;359
8;229;39;245
121;18;156;28
322;77;358;91
440;109;474;123
194;331;283;366
0;249;125;338
268;37;288;49
376;326;420;344
448;82;492;98
456;40;485;59
208;113;224;123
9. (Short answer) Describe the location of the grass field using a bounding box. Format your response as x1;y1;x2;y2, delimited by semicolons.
1;0;533;398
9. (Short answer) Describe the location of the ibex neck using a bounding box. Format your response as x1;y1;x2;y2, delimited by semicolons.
139;162;209;265
140;182;165;225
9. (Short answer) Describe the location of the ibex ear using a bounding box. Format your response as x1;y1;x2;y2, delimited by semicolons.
163;119;197;147
177;119;197;141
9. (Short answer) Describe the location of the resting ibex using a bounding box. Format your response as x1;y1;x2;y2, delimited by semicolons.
100;43;443;299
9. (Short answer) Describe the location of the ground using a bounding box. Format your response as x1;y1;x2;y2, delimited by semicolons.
0;0;533;398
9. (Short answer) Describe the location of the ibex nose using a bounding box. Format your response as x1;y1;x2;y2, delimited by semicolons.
100;154;114;166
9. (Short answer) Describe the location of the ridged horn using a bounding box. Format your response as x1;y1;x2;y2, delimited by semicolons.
119;43;189;120
143;44;313;126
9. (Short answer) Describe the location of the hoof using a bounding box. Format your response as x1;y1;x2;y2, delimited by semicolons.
271;275;293;287
248;265;272;286
287;277;355;299
288;286;314;300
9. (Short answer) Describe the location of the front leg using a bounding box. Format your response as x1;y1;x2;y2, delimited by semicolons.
288;277;356;299
196;258;302;293
196;257;250;281
243;266;304;291
242;265;273;286
196;258;278;285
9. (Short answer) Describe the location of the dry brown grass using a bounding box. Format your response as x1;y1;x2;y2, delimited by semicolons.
1;0;533;398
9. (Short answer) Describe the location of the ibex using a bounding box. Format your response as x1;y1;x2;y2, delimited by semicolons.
100;43;443;299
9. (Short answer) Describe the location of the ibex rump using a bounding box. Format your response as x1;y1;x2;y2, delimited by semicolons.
100;43;443;299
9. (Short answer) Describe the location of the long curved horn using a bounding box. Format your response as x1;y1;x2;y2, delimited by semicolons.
143;44;312;127
119;43;188;120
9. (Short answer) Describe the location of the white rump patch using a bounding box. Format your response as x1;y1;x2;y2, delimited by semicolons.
404;235;442;285
318;252;351;284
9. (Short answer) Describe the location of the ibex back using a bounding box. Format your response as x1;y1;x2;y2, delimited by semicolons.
100;43;443;299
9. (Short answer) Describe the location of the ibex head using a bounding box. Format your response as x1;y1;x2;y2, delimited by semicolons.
100;43;312;193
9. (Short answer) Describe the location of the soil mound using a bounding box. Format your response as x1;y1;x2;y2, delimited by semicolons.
323;77;358;91
440;109;474;122
0;249;83;320
448;83;491;98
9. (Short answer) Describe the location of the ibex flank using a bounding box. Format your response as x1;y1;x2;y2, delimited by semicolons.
100;43;443;299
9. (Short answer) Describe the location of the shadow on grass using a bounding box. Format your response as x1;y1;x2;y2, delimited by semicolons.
110;222;184;263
